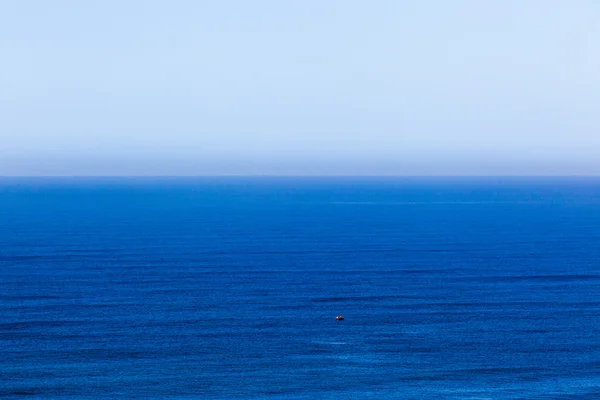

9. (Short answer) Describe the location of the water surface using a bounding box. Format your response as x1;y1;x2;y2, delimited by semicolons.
1;177;599;399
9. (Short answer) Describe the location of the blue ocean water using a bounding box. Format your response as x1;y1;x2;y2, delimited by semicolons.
1;177;599;399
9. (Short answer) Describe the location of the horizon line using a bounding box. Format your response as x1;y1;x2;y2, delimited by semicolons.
1;175;599;179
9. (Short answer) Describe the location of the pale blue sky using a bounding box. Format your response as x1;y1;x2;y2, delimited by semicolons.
1;1;599;175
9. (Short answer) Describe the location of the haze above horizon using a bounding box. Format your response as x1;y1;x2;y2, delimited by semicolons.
2;1;599;176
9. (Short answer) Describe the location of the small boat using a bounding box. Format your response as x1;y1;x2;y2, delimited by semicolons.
335;315;344;321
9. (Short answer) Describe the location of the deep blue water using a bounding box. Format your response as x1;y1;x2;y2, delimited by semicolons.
1;177;599;399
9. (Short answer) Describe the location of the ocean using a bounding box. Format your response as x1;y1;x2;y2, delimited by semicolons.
1;177;599;399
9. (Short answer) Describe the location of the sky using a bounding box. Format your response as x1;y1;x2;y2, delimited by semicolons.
1;0;599;176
